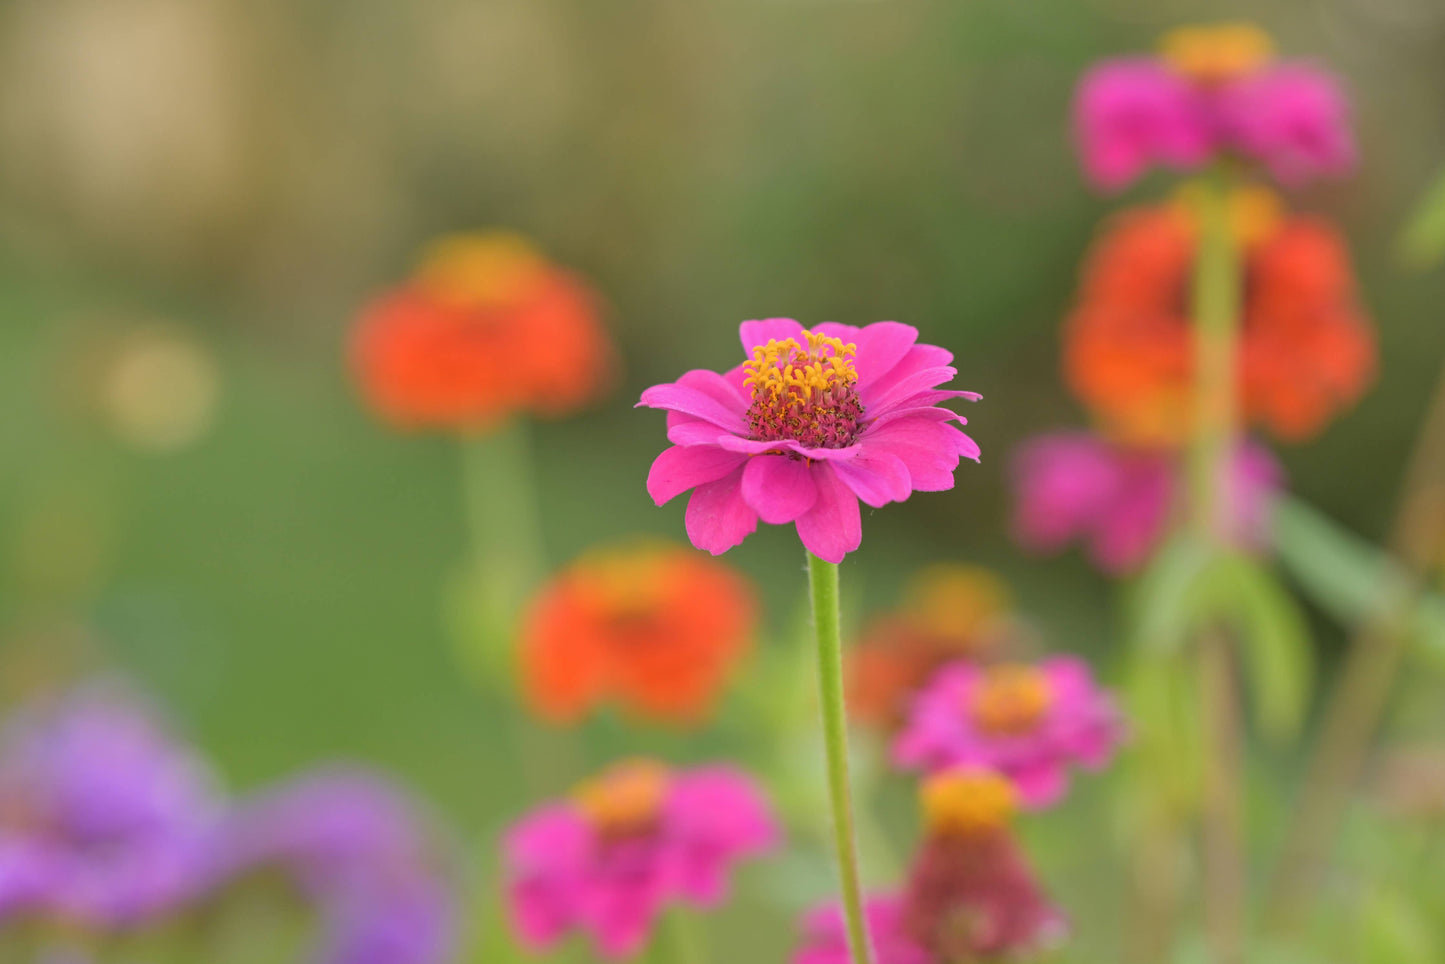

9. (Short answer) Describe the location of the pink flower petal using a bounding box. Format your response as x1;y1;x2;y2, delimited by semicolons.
739;318;806;354
866;366;960;419
667;420;732;447
685;468;758;555
863;416;969;492
646;445;747;506
676;367;748;412
857;344;954;409
741;455;818;524
831;451;912;508
815;321;919;391
638;380;746;433
793;464;862;564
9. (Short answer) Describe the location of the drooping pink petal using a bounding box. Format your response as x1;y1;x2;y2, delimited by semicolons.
637;381;747;434
864;417;969;492
739;318;806;354
741;455;818;524
858;344;954;410
647;446;747;506
1073;58;1215;192
1217;63;1356;186
685;469;759;555
831;451;913;508
793;464;862;564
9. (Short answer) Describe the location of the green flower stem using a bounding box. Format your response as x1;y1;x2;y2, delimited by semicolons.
663;907;707;964
1189;167;1246;964
807;551;875;964
461;419;545;594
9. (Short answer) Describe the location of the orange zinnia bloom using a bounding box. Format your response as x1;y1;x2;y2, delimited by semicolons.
520;543;757;726
1063;191;1375;445
848;565;1013;731
351;232;614;430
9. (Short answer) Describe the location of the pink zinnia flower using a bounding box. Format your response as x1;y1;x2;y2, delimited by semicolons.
1074;23;1355;192
639;319;980;564
892;658;1125;808
794;770;1066;964
794;894;931;964
1009;432;1283;575
504;760;778;960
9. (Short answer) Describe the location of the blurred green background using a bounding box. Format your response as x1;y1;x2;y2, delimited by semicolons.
3;0;1445;959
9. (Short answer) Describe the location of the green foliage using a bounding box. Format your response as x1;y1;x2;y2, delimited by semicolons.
1397;165;1445;271
1361;888;1442;964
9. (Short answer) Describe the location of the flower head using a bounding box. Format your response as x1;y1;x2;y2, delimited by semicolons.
1011;432;1282;574
848;565;1013;731
505;760;777;960
893;658;1125;807
1064;196;1375;445
520;542;757;726
900;770;1067;961
639;320;979;564
794;770;1064;964
0;684;221;929
1075;22;1355;191
351;231;614;431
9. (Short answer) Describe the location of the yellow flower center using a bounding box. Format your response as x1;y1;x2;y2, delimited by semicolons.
903;565;1011;648
1160;23;1275;84
921;768;1017;836
572;759;671;836
414;231;549;309
969;665;1053;736
741;331;863;448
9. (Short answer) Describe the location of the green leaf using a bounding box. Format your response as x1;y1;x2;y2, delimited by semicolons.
1227;556;1314;744
1274;495;1445;665
1398;165;1445;271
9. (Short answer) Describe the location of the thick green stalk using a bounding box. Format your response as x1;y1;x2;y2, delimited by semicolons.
807;552;875;964
1189;169;1246;964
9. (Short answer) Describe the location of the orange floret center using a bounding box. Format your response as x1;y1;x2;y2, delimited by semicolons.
572;759;671;837
970;665;1053;736
414;232;549;310
742;331;863;449
921;769;1017;836
1160;23;1275;84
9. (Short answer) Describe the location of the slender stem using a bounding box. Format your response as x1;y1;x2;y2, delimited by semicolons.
807;551;875;964
1267;362;1445;925
1189;168;1246;964
663;907;707;964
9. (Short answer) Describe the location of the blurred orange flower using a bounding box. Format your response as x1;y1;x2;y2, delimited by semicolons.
1063;192;1375;445
520;542;757;726
351;232;614;431
848;565;1012;731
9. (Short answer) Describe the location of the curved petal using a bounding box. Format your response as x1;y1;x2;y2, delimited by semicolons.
831;451;912;508
685;468;758;555
675;368;747;411
667;420;731;447
862;416;969;492
793;464;862;564
741;454;818;524
865;366;960;419
647;446;747;505
638;378;746;433
858;344;955;408
847;321;920;391
738;319;805;354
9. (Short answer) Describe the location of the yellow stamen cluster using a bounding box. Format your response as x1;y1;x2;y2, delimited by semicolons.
741;331;863;448
1160;23;1275;84
415;231;548;310
572;759;671;836
970;665;1053;736
743;331;858;401
921;768;1017;836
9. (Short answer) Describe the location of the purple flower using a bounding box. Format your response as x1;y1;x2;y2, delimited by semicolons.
1073;24;1355;192
892;658;1125;808
1009;432;1283;575
794;894;931;964
505;760;778;959
639;320;979;563
219;770;456;964
0;685;221;929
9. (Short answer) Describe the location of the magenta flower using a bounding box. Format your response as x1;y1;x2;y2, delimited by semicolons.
639;319;979;564
1009;431;1283;575
794;894;931;964
892;658;1125;808
505;760;778;960
1074;24;1355;192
